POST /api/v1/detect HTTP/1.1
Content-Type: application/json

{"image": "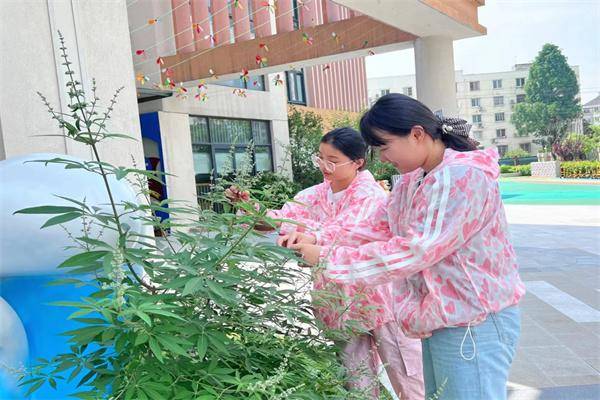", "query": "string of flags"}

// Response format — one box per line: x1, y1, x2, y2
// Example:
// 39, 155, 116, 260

132, 0, 377, 102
